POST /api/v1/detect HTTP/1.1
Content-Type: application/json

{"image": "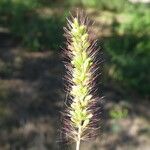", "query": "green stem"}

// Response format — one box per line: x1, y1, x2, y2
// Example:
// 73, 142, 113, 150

76, 127, 81, 150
